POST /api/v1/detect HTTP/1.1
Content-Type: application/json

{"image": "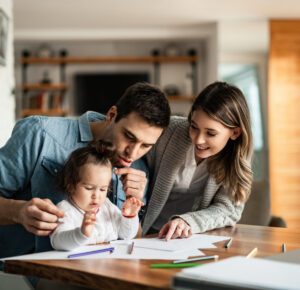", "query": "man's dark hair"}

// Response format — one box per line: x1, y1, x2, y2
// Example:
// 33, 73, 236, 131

115, 82, 170, 128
